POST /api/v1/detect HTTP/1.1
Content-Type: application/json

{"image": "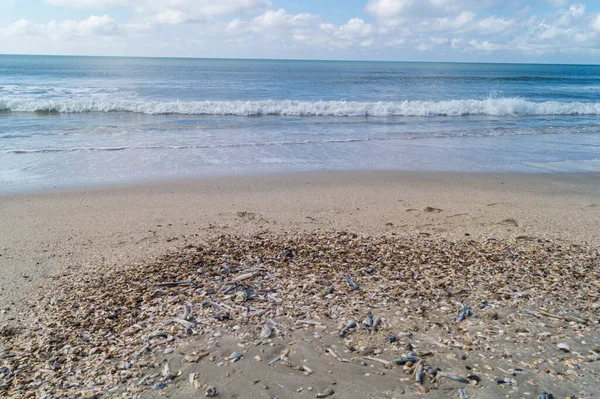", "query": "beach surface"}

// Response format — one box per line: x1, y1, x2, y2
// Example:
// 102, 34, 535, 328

1, 171, 599, 398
